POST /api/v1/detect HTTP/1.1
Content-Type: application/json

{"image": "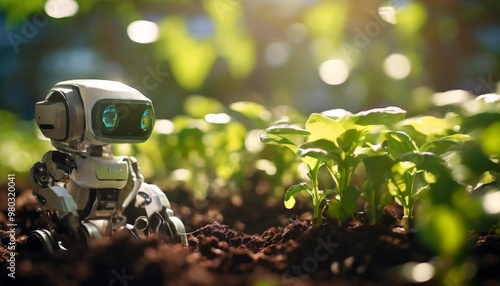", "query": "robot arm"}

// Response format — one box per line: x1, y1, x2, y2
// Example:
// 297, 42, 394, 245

122, 157, 188, 247
31, 151, 78, 216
